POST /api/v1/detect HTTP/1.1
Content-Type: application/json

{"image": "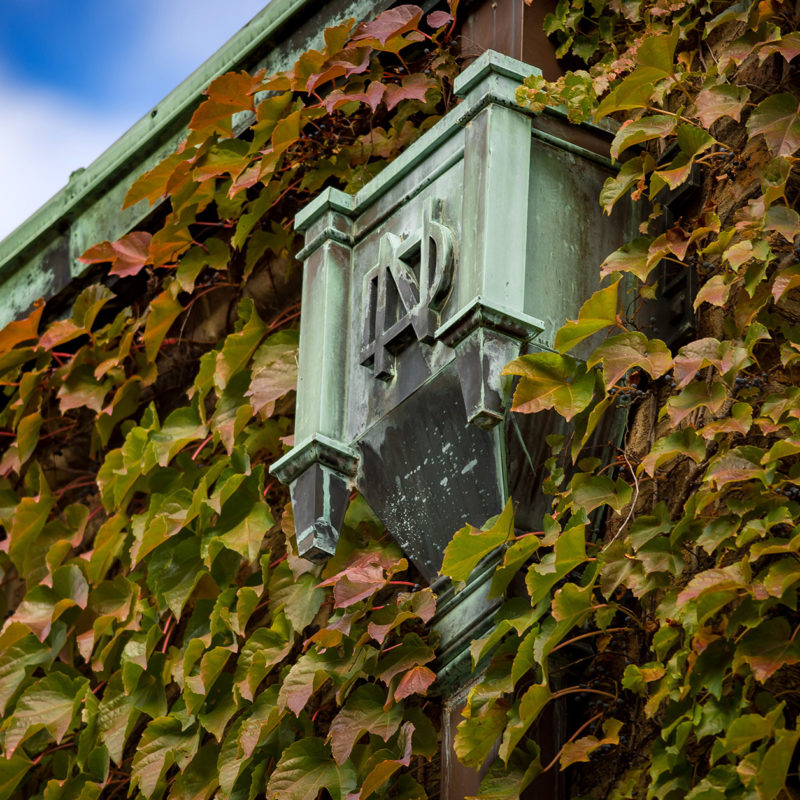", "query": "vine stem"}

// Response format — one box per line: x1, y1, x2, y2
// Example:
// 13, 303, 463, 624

191, 434, 214, 461
551, 686, 618, 702
550, 627, 630, 654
